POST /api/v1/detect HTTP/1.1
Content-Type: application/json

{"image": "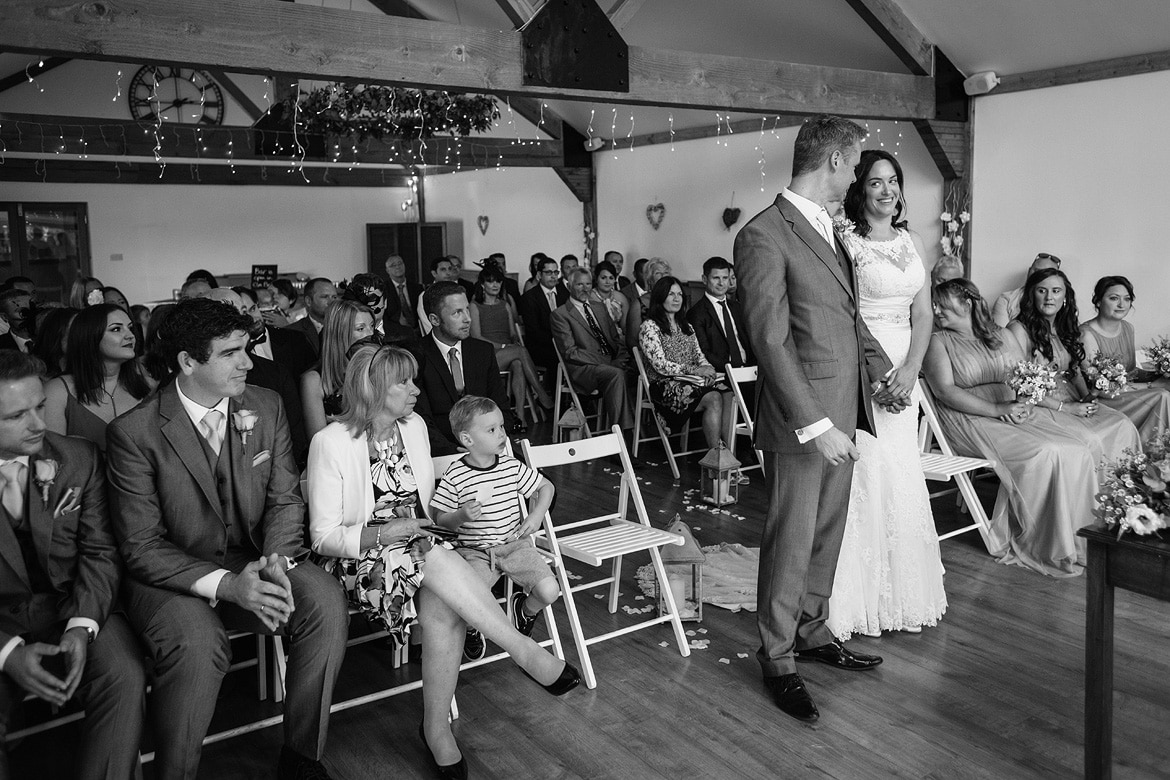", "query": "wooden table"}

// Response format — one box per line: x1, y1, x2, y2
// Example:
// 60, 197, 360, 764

1078, 524, 1170, 779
